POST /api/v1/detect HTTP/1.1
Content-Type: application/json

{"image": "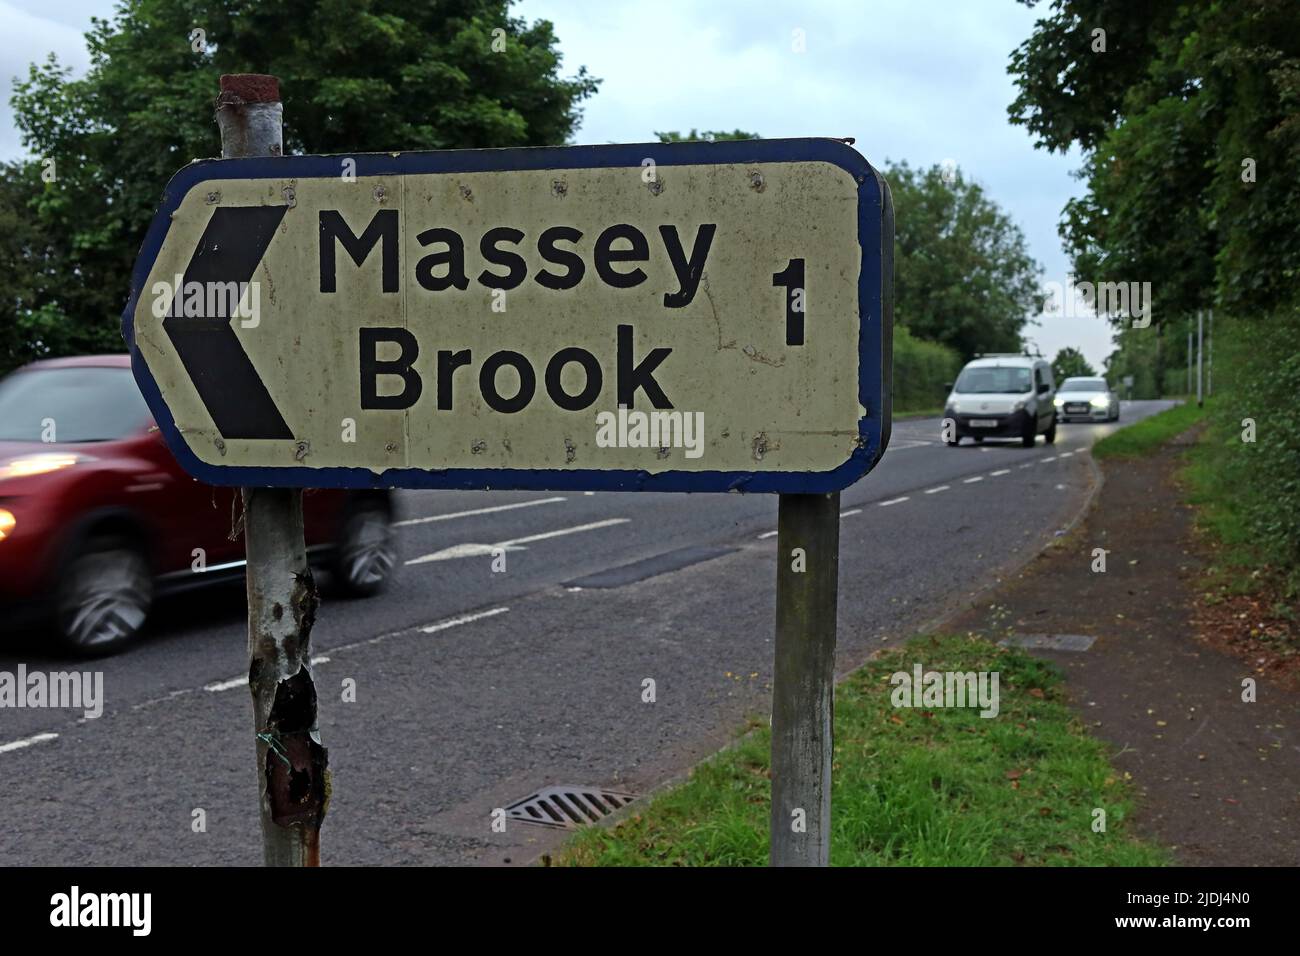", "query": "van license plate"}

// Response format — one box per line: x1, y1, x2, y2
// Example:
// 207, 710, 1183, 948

969, 419, 998, 428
